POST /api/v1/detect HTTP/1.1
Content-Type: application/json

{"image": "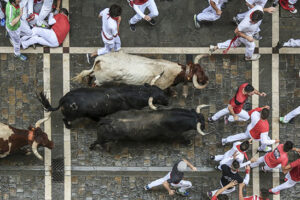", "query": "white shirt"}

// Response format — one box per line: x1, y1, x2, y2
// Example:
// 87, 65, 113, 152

238, 5, 263, 36
246, 0, 268, 8
219, 142, 250, 168
100, 8, 118, 40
